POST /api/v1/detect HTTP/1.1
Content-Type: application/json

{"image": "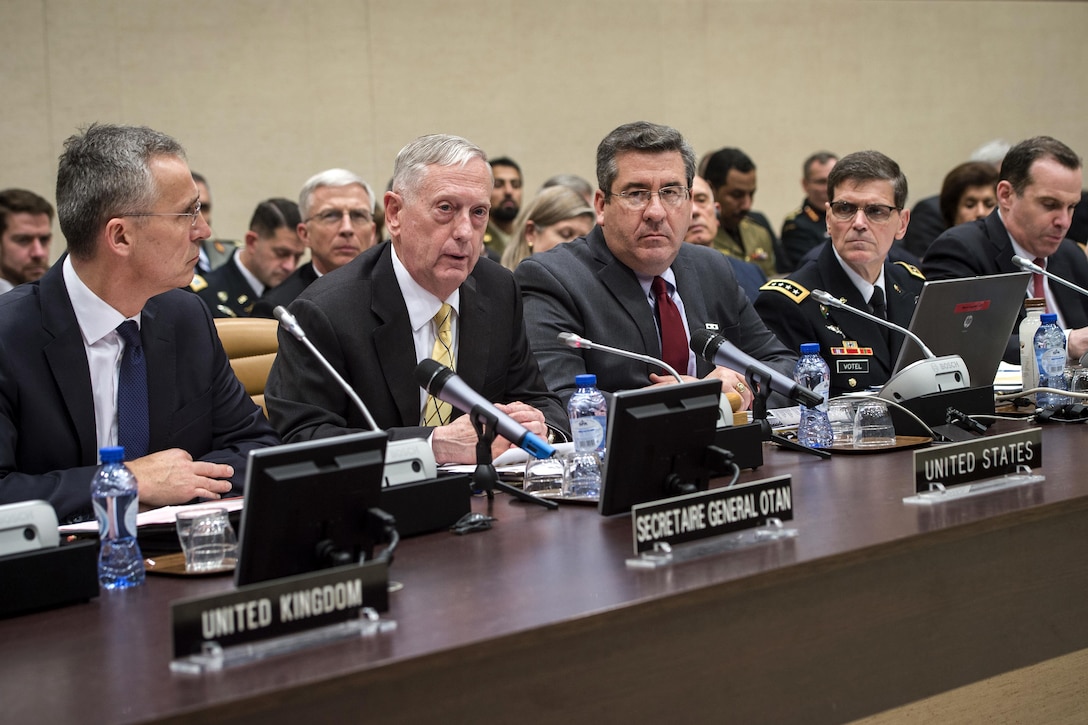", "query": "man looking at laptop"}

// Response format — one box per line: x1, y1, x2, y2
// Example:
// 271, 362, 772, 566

923, 136, 1087, 362
755, 151, 924, 396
